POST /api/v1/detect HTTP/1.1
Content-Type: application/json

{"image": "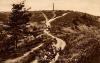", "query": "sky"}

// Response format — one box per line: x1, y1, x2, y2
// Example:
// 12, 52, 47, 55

0, 0, 100, 16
